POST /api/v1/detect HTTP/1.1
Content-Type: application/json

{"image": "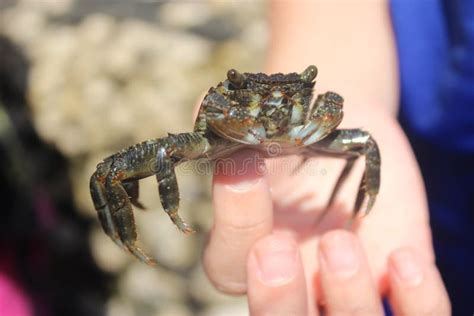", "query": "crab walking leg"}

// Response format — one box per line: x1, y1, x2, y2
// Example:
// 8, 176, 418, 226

122, 180, 145, 209
104, 172, 156, 265
308, 129, 381, 216
312, 155, 358, 224
155, 147, 193, 234
90, 133, 210, 265
90, 161, 124, 248
325, 156, 357, 209
154, 132, 211, 234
